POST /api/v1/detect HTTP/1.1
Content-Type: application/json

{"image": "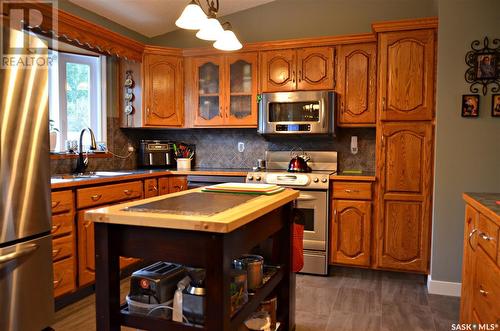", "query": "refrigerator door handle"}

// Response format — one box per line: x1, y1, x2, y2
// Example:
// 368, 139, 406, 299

0, 244, 39, 266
